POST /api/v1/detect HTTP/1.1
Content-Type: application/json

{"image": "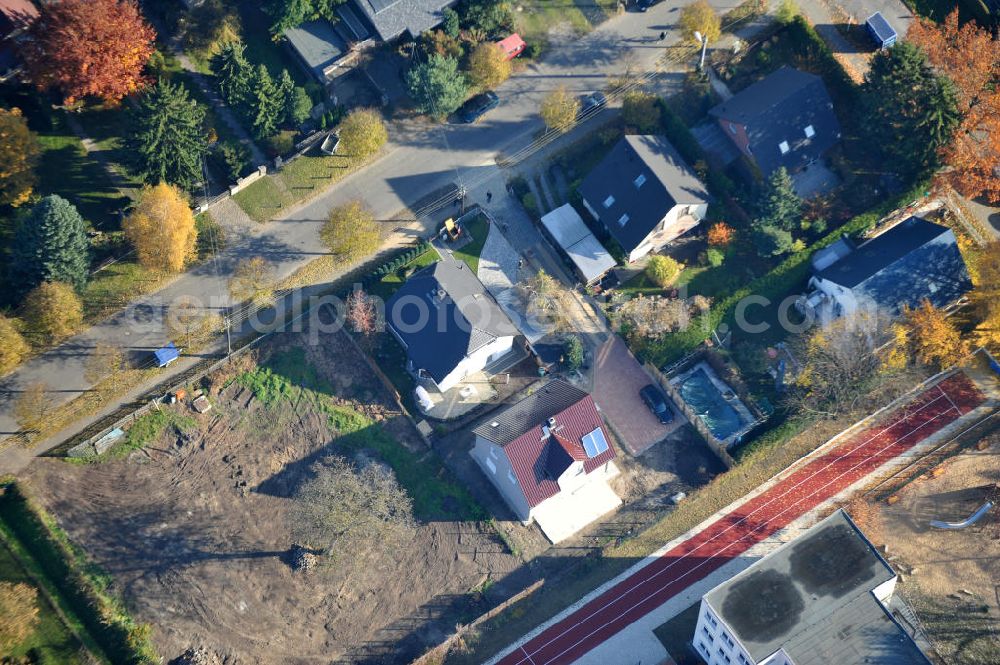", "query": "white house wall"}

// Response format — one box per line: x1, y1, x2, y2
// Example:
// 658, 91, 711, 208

469, 436, 533, 522
437, 335, 514, 392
